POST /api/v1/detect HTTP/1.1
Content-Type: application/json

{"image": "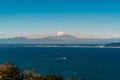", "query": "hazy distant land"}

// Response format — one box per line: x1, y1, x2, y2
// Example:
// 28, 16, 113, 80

0, 32, 120, 45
